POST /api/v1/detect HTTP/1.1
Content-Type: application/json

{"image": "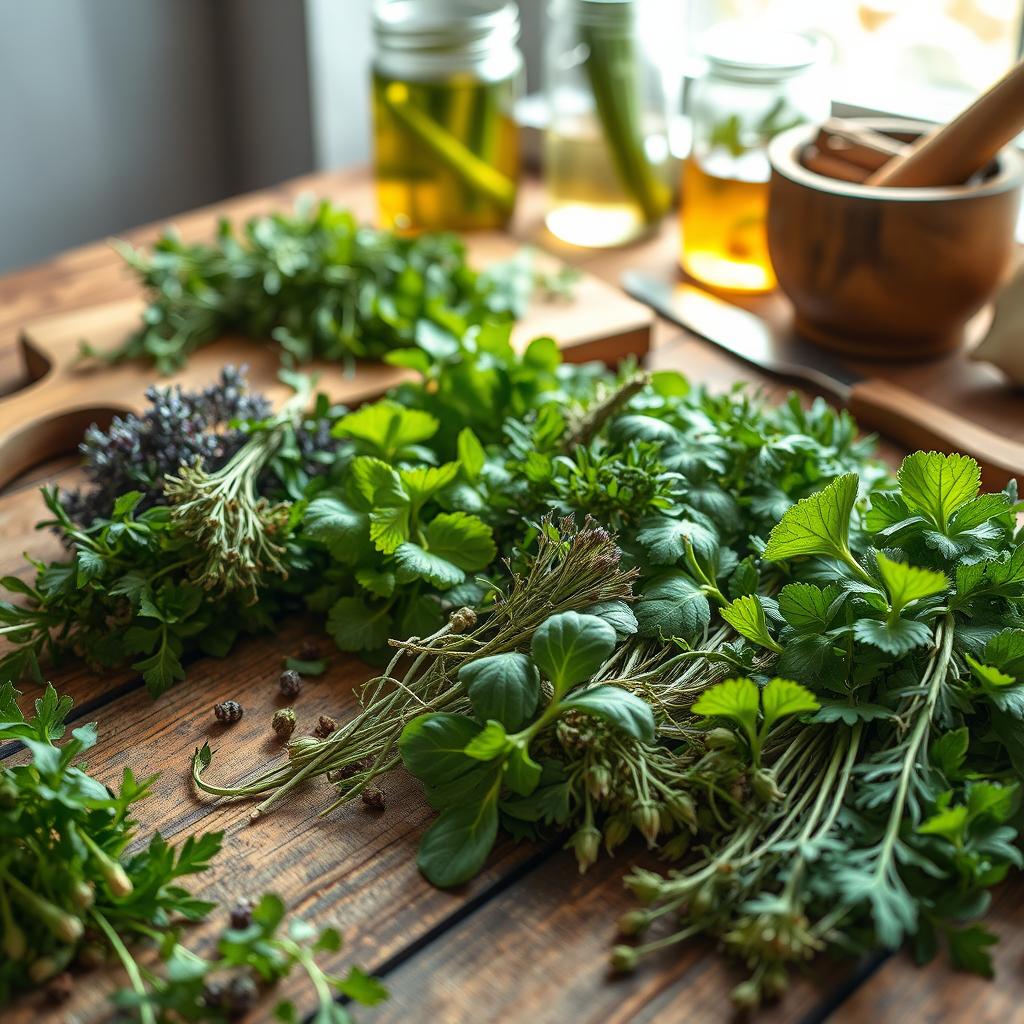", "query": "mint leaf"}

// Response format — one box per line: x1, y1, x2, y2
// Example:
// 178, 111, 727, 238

778, 582, 840, 631
399, 463, 460, 506
636, 514, 718, 565
583, 600, 638, 640
333, 400, 438, 459
692, 677, 759, 737
531, 612, 617, 696
634, 572, 711, 641
761, 677, 819, 730
327, 595, 392, 651
721, 595, 782, 653
560, 686, 656, 743
303, 496, 369, 563
457, 427, 485, 482
400, 713, 482, 786
898, 451, 980, 532
763, 473, 861, 570
423, 512, 496, 572
875, 552, 947, 616
416, 798, 499, 888
853, 617, 933, 656
394, 543, 464, 589
459, 652, 540, 731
